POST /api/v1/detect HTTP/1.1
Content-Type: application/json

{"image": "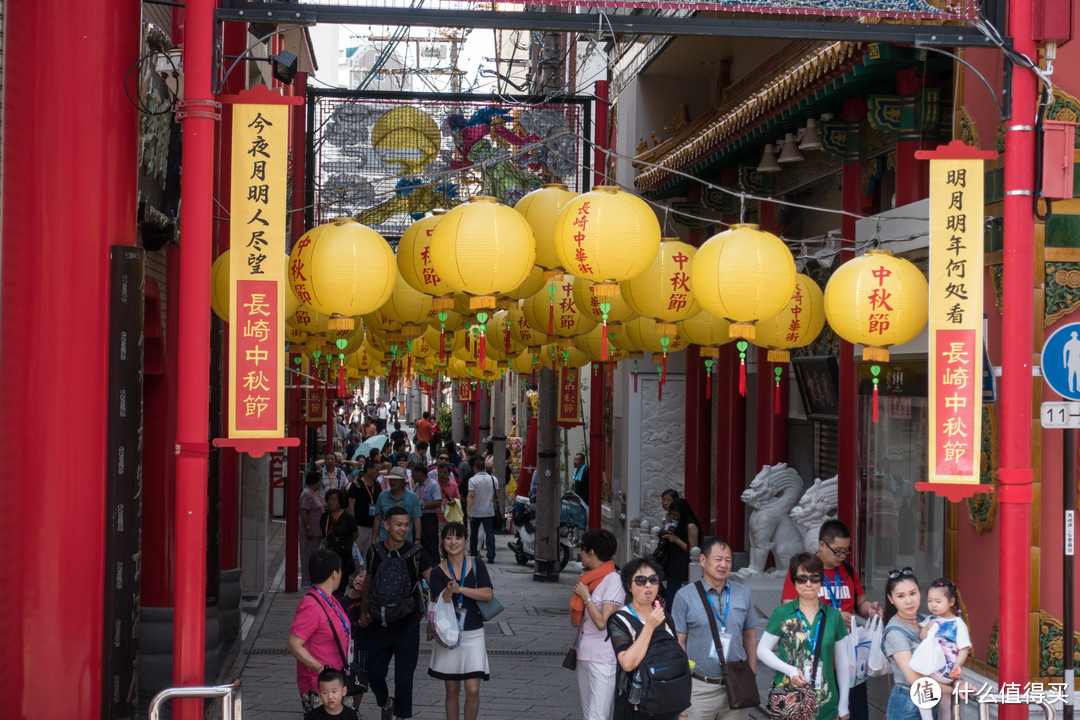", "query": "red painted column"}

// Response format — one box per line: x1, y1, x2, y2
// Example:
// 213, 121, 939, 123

588, 362, 605, 529
216, 18, 248, 573
714, 343, 746, 549
684, 345, 712, 533
173, 0, 217, 714
999, 0, 1037, 709
894, 69, 933, 206
0, 0, 139, 714
838, 98, 864, 534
